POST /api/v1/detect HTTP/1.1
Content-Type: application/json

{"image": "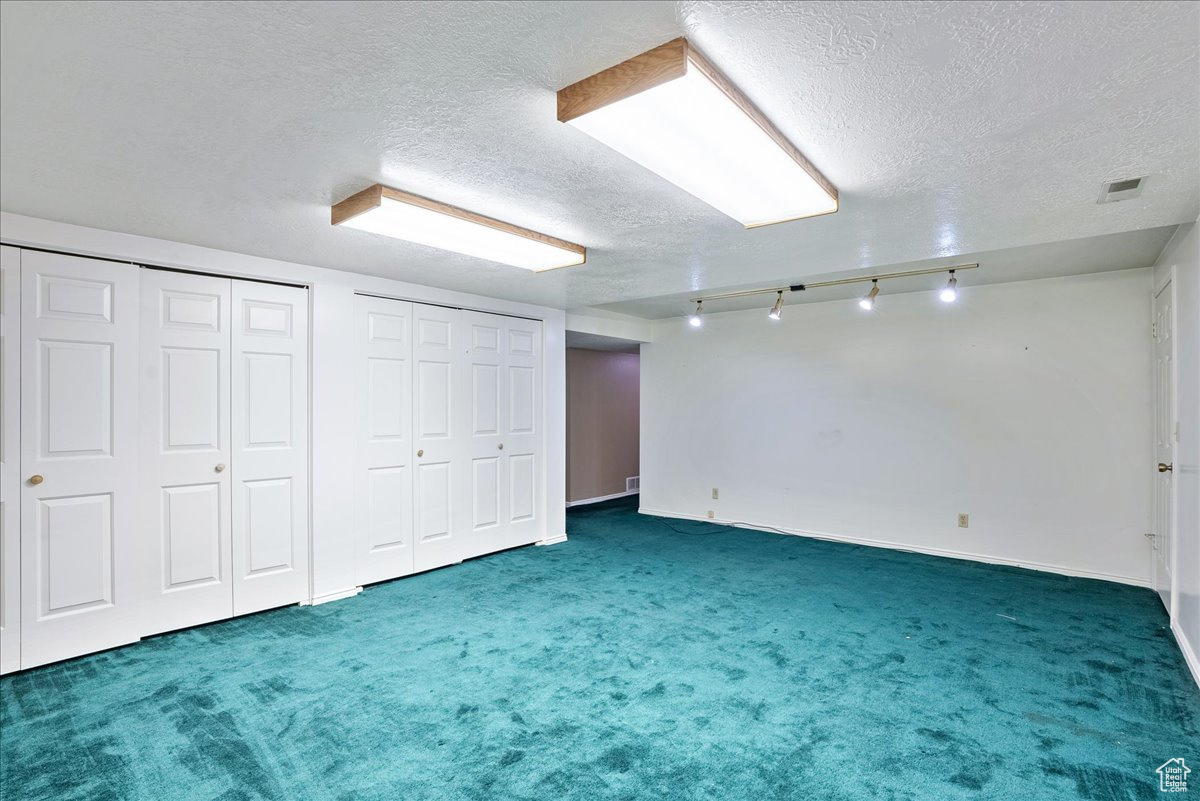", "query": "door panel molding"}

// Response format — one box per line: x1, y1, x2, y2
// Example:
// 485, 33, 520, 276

20, 250, 140, 668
